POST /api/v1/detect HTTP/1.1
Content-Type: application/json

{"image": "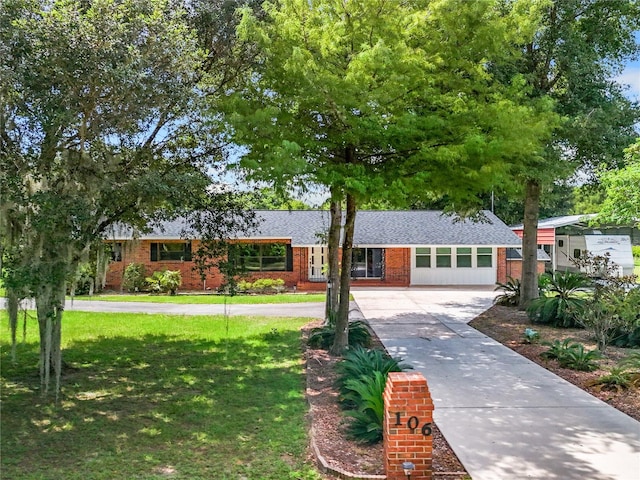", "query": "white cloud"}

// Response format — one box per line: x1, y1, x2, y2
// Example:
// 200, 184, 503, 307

616, 64, 640, 101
